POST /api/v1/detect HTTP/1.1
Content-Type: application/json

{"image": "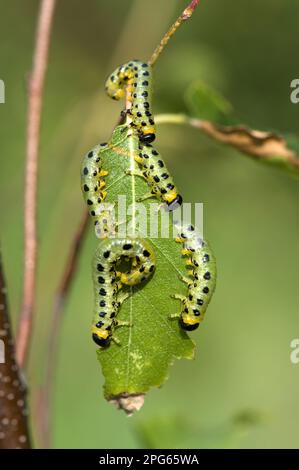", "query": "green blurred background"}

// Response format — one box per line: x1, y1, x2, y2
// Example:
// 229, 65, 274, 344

1, 0, 299, 449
